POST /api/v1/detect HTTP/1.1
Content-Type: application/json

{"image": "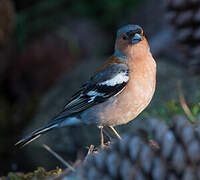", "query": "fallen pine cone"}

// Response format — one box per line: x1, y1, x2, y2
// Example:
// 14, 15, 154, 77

164, 0, 200, 73
78, 115, 200, 180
